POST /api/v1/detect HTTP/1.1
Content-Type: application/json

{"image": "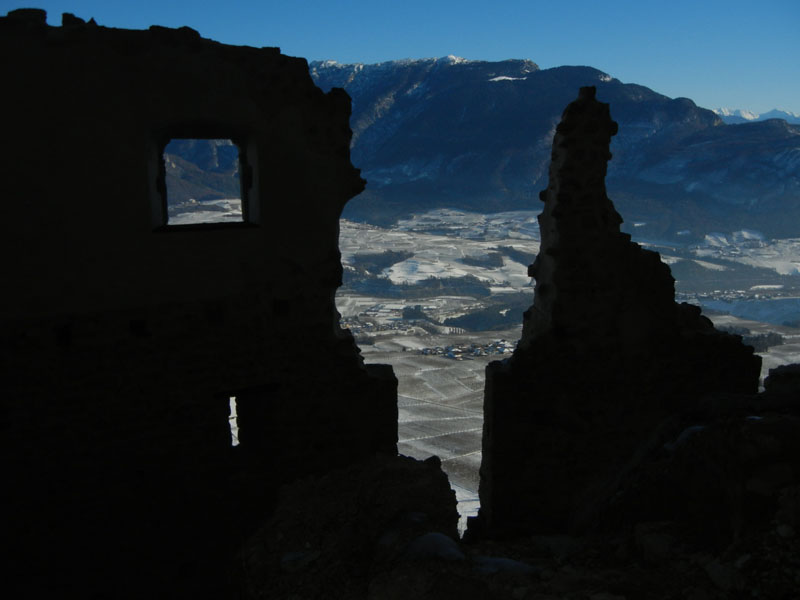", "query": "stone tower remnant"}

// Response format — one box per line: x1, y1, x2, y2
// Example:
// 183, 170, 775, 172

473, 86, 762, 538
